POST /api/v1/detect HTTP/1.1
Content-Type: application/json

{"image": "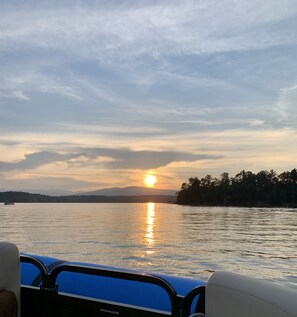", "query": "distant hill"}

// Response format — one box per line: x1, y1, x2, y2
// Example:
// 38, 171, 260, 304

19, 189, 74, 196
0, 191, 175, 203
80, 186, 176, 196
